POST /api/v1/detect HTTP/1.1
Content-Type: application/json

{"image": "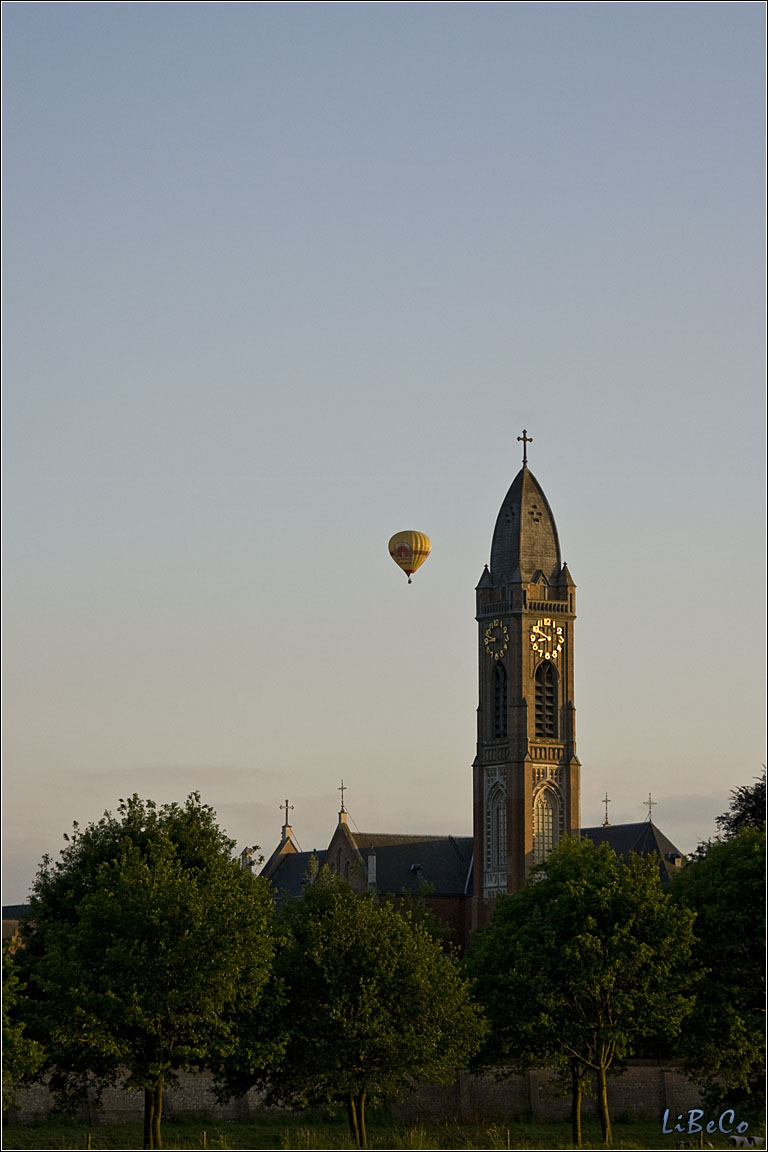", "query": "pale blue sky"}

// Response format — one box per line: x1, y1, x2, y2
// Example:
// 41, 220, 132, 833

3, 2, 765, 902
